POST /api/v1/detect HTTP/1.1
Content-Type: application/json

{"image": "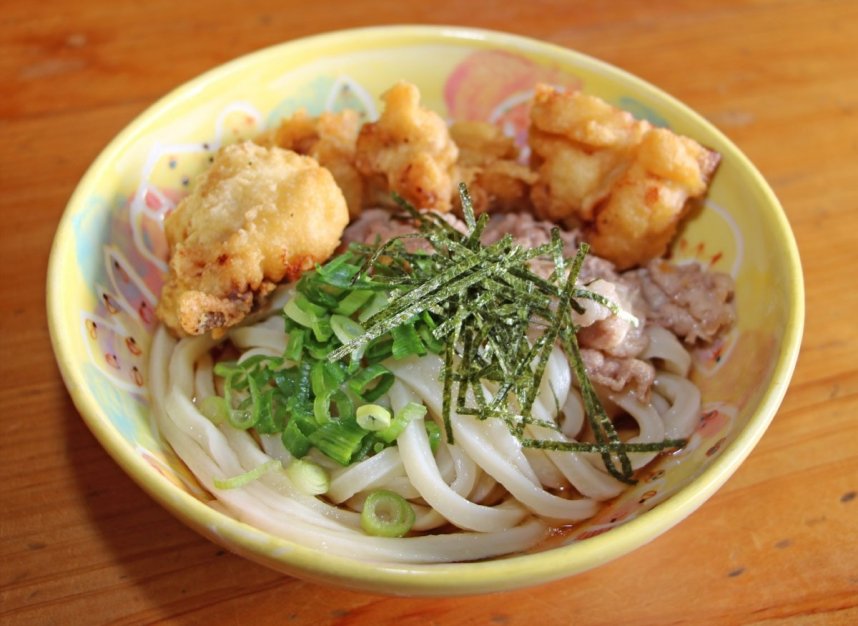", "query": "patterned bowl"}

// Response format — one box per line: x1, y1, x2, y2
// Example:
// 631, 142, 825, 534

47, 25, 804, 595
